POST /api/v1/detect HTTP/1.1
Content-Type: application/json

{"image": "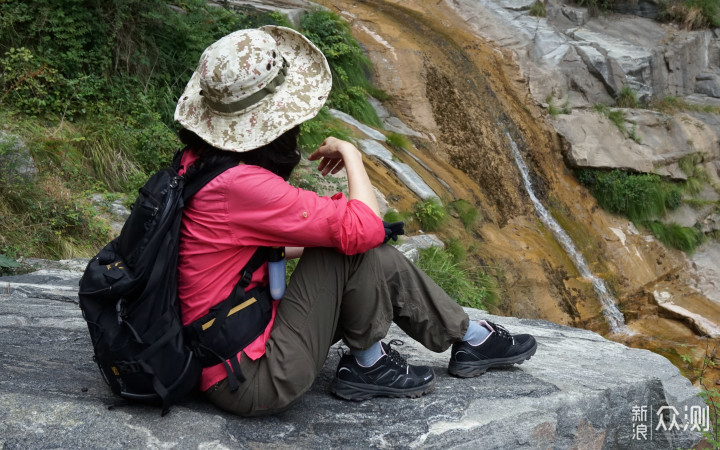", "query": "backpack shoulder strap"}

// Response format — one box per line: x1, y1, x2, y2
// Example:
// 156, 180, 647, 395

179, 148, 243, 201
